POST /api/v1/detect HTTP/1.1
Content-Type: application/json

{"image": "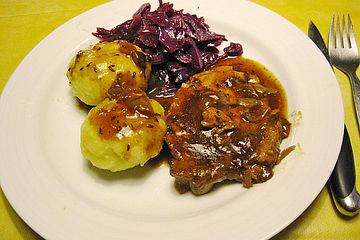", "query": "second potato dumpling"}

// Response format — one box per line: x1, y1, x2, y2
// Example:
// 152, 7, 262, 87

80, 88, 166, 171
67, 40, 151, 106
